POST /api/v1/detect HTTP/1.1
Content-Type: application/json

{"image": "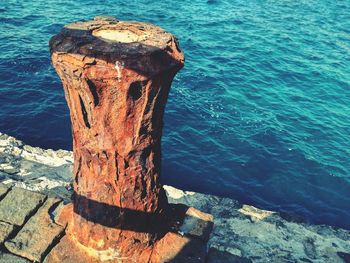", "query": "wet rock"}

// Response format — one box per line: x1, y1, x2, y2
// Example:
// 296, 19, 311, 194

0, 187, 46, 226
5, 197, 65, 262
